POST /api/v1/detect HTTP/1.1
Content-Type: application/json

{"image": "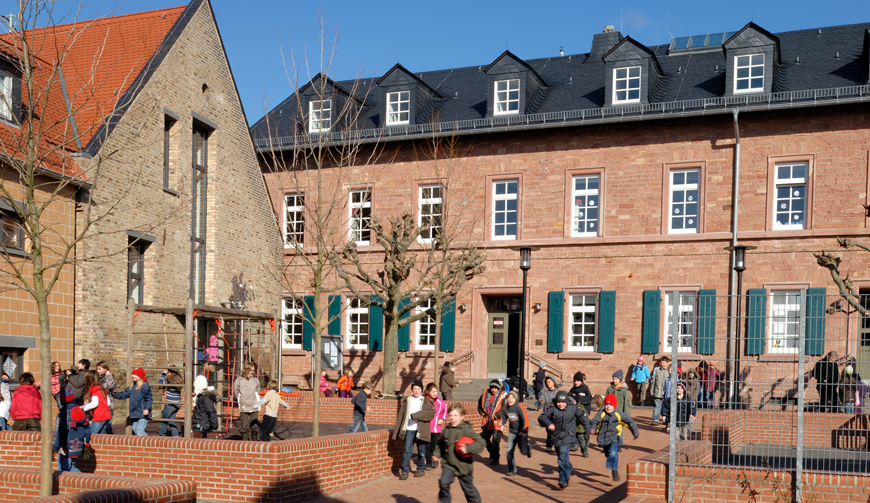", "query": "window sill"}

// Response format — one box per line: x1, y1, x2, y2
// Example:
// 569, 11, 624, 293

163, 187, 179, 196
346, 348, 373, 356
405, 350, 447, 358
558, 352, 603, 360
281, 349, 308, 356
756, 353, 800, 363
652, 352, 709, 362
1, 247, 29, 259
